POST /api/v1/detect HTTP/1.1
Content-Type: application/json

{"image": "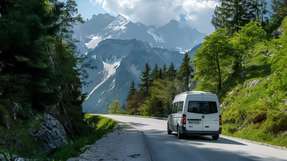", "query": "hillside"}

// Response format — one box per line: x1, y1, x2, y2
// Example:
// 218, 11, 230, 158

221, 20, 287, 146
194, 19, 287, 146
